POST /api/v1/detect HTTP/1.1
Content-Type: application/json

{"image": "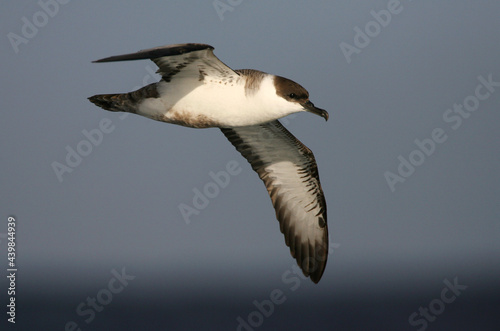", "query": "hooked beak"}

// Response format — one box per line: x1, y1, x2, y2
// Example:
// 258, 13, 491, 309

302, 100, 329, 121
